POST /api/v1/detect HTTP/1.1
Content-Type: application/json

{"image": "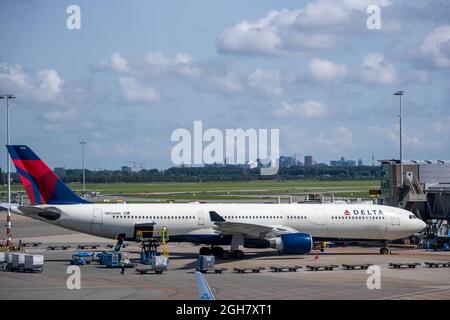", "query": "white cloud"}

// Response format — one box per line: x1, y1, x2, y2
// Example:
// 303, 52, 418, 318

97, 52, 129, 73
313, 126, 355, 152
42, 108, 79, 131
98, 51, 201, 78
298, 1, 349, 27
206, 73, 243, 94
248, 68, 283, 96
334, 126, 354, 148
0, 63, 64, 103
420, 25, 450, 68
216, 10, 283, 55
431, 116, 450, 134
356, 52, 397, 85
216, 1, 392, 55
143, 52, 201, 77
43, 108, 78, 123
114, 144, 135, 156
308, 58, 347, 81
118, 76, 161, 103
216, 9, 329, 55
88, 142, 106, 157
368, 124, 435, 150
275, 100, 328, 119
403, 69, 429, 84
368, 125, 398, 145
